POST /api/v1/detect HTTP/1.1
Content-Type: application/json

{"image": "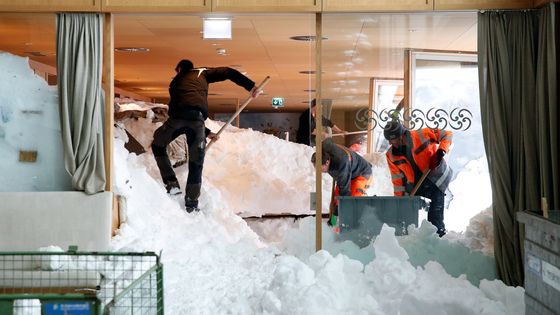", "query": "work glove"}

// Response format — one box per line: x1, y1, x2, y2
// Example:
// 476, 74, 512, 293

327, 215, 337, 227
430, 149, 446, 170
